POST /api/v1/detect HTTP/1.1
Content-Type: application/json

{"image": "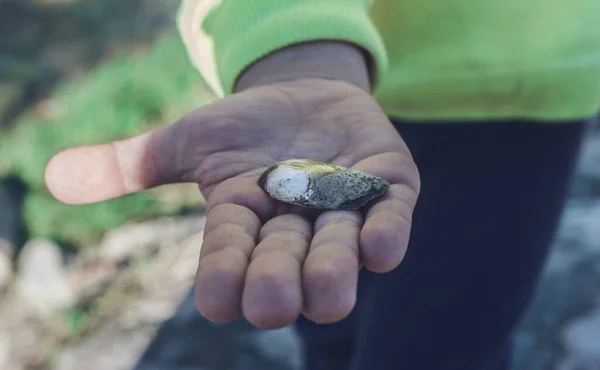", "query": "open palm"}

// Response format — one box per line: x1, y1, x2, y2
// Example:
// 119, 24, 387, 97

45, 79, 420, 329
